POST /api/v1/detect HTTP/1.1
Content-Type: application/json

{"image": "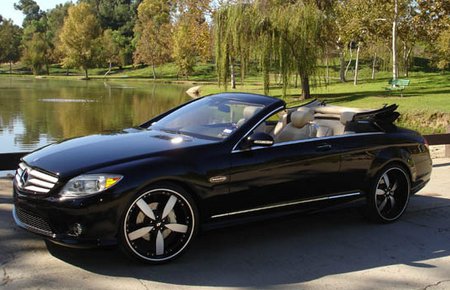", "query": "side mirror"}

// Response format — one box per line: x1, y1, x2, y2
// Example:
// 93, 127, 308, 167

242, 132, 274, 149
